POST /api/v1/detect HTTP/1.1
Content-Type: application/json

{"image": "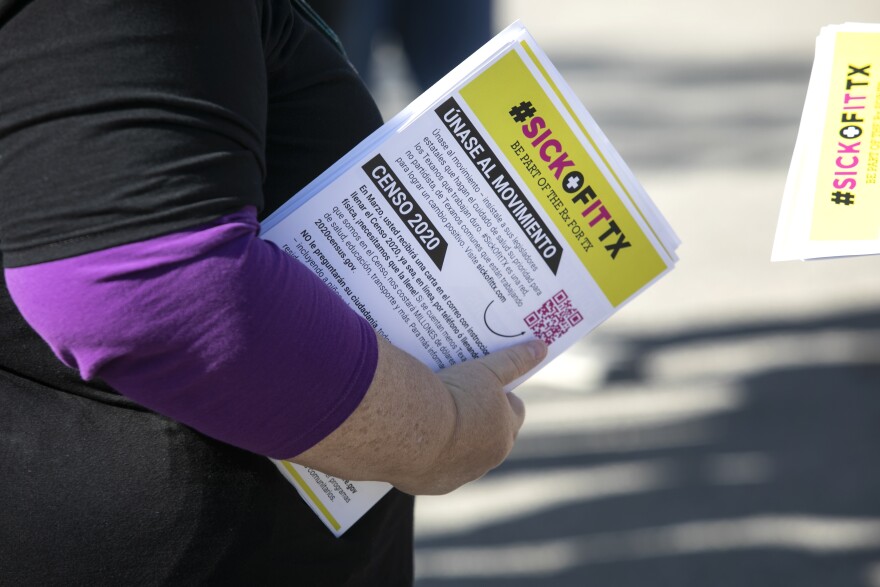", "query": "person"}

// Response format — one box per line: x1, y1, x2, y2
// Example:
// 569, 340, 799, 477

0, 0, 546, 584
